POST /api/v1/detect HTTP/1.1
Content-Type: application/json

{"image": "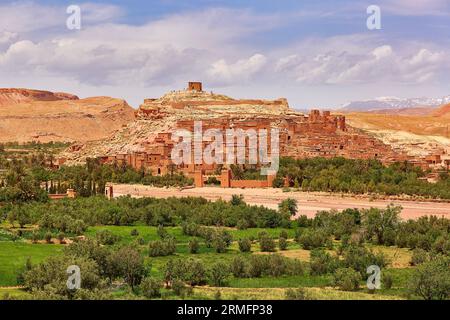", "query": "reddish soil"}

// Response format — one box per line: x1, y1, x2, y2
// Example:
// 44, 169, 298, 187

112, 185, 450, 220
